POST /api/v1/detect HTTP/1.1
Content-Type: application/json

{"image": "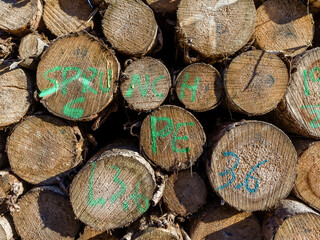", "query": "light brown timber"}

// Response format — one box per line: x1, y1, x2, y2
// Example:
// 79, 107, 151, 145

140, 105, 206, 171
273, 47, 320, 138
102, 0, 159, 56
36, 32, 120, 121
11, 186, 81, 240
175, 63, 223, 112
224, 50, 288, 116
0, 63, 32, 129
190, 202, 262, 240
43, 0, 94, 37
263, 199, 320, 240
207, 120, 297, 211
19, 32, 49, 70
120, 57, 171, 112
70, 147, 156, 231
0, 0, 43, 36
0, 214, 16, 240
254, 0, 314, 56
162, 170, 207, 216
6, 115, 84, 185
292, 138, 320, 211
78, 226, 119, 240
177, 0, 256, 60
132, 226, 183, 240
